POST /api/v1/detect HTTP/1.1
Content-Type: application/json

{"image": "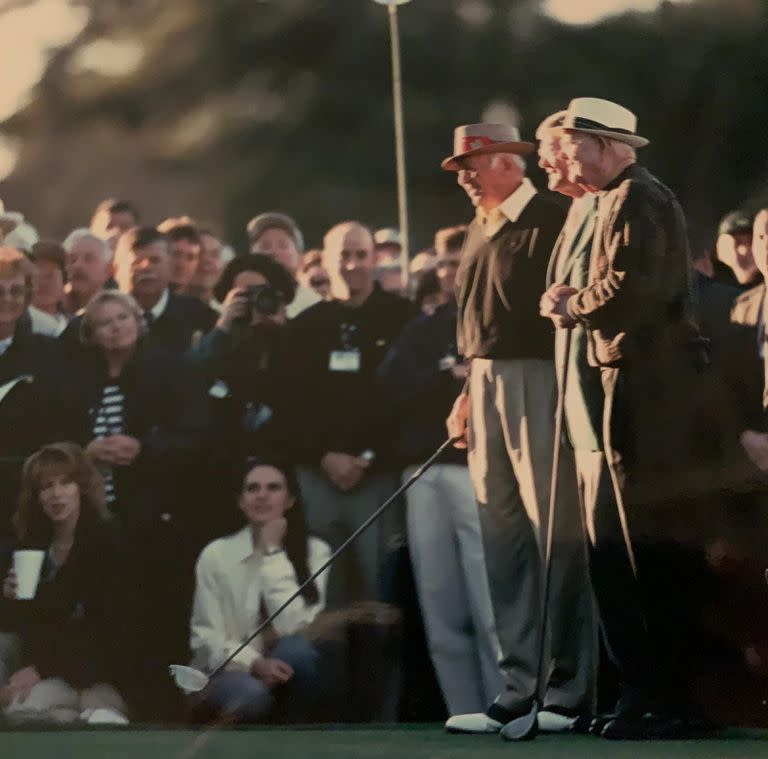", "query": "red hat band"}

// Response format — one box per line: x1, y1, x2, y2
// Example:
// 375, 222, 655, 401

459, 135, 496, 153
